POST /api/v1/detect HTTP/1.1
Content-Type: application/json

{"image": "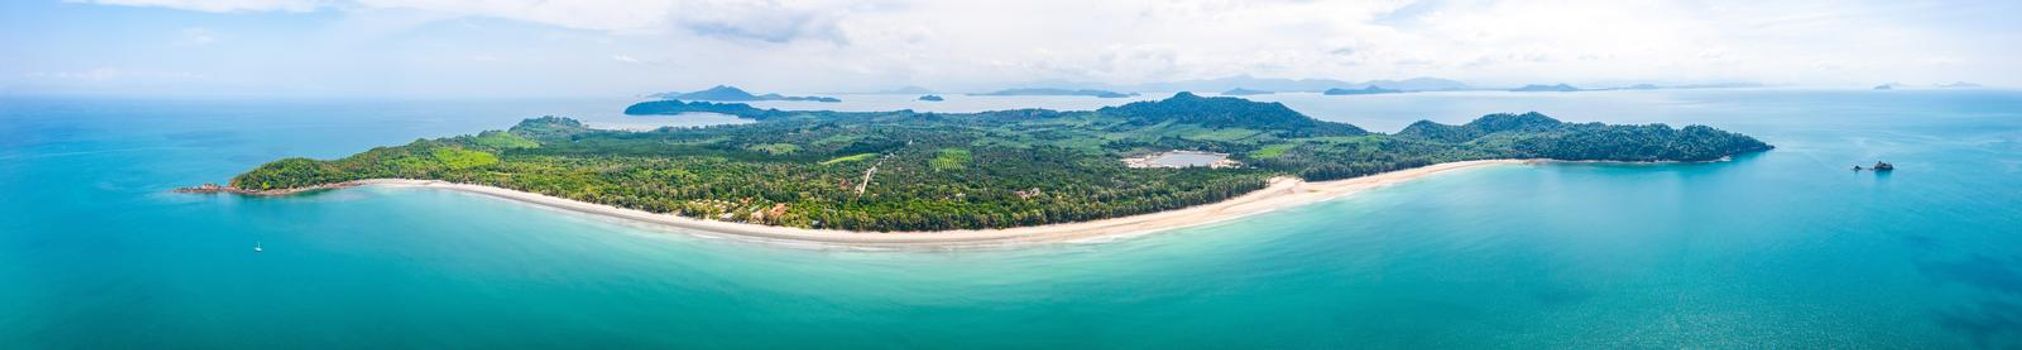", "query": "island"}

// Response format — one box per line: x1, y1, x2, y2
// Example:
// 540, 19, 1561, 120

970, 88, 1137, 98
650, 85, 841, 103
1323, 86, 1403, 95
216, 93, 1770, 245
1220, 88, 1273, 96
917, 94, 945, 102
1511, 84, 1582, 92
